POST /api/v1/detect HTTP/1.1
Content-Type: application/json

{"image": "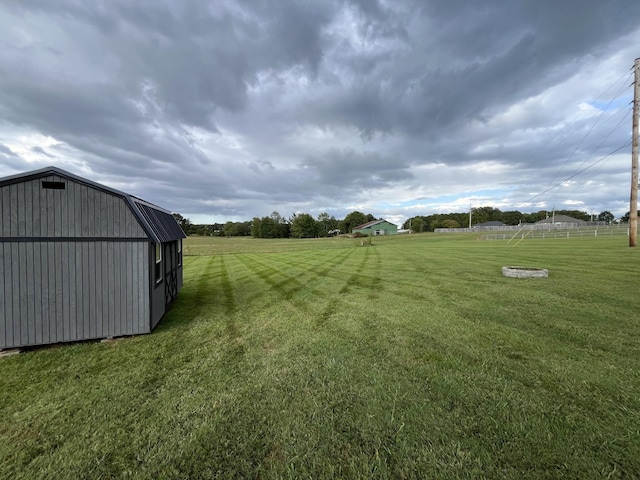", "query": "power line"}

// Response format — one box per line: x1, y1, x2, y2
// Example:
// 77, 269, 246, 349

580, 108, 632, 158
545, 70, 633, 189
524, 142, 631, 205
548, 108, 633, 204
536, 69, 632, 163
516, 68, 634, 209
